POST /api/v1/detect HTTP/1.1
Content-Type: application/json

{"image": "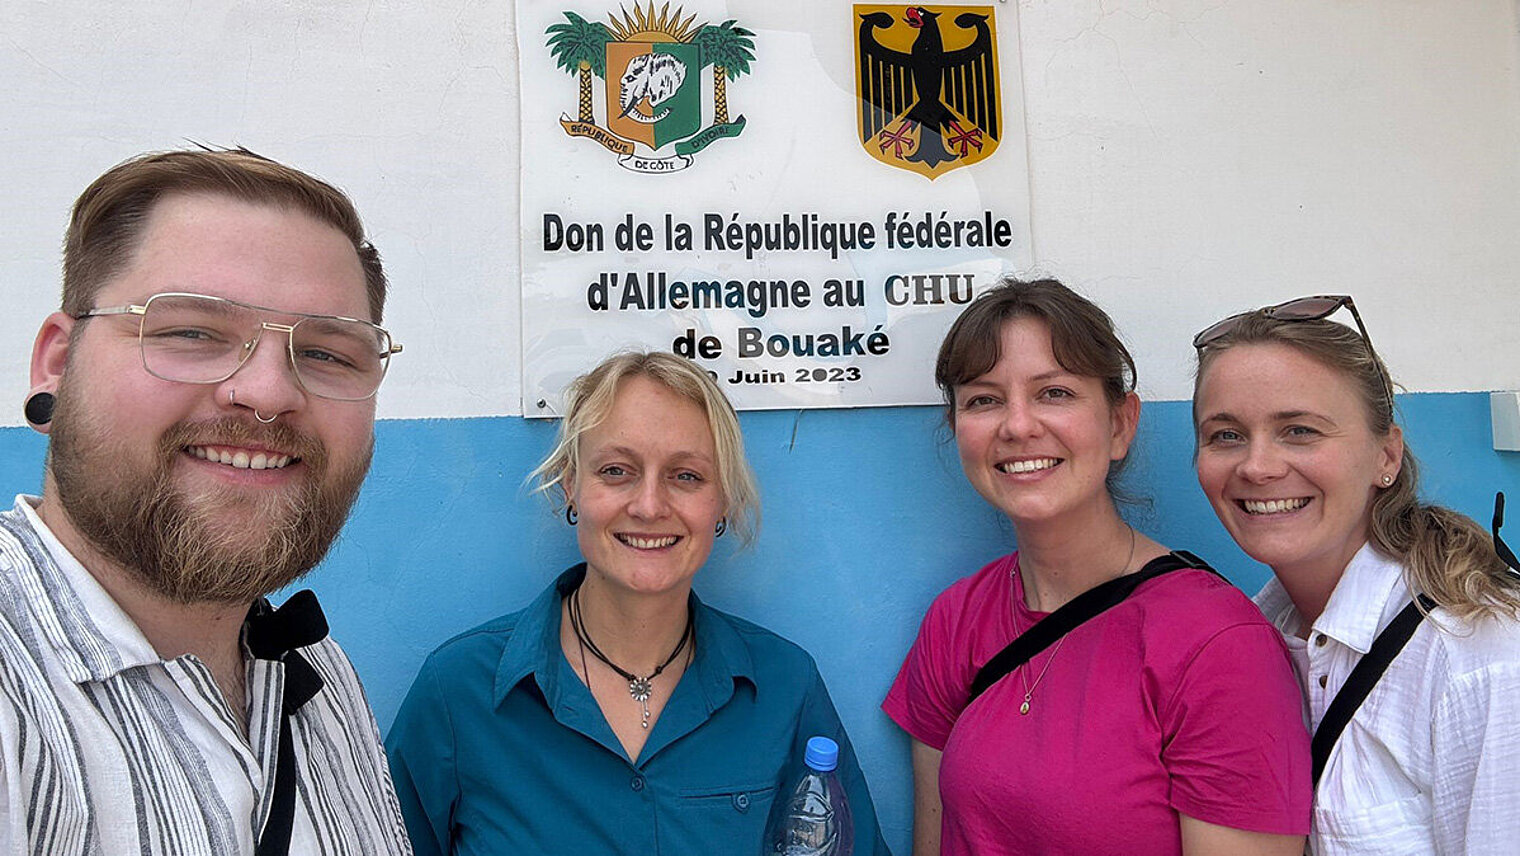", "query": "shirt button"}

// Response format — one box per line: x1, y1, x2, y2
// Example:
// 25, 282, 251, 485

733, 792, 751, 812
630, 776, 645, 792
1314, 634, 1329, 647
1318, 675, 1328, 688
